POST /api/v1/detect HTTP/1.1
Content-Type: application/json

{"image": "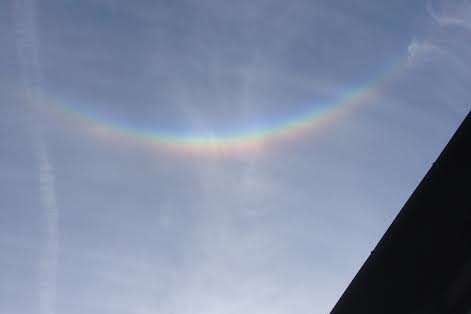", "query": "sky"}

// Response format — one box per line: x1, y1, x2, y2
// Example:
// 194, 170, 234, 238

1, 0, 470, 313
